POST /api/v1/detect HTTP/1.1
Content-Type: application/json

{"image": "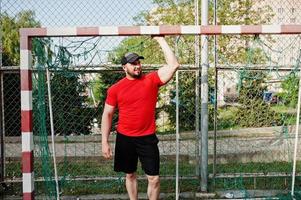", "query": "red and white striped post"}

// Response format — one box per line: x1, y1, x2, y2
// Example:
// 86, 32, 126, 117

20, 31, 34, 200
20, 25, 301, 38
19, 25, 301, 200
